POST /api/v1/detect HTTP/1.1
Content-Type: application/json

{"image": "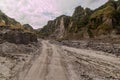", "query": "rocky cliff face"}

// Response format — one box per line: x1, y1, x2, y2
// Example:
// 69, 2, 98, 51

66, 7, 92, 39
50, 15, 70, 39
88, 0, 119, 37
0, 11, 37, 44
39, 0, 120, 40
39, 6, 92, 39
39, 15, 70, 39
23, 24, 34, 31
